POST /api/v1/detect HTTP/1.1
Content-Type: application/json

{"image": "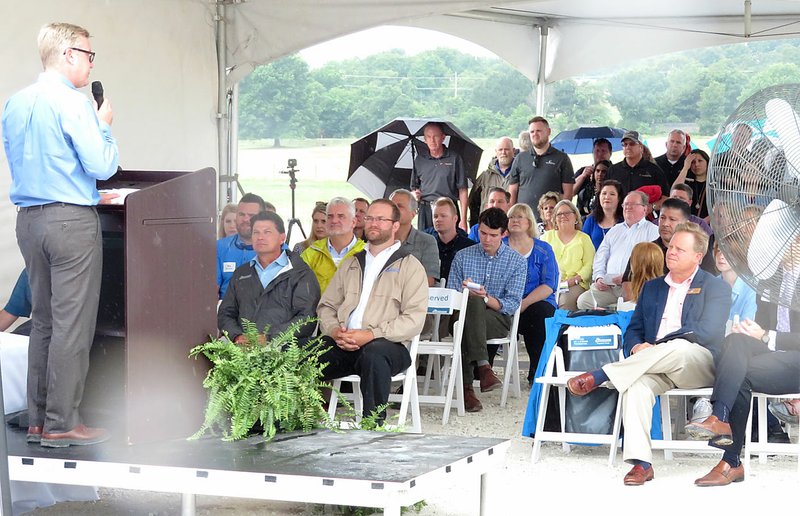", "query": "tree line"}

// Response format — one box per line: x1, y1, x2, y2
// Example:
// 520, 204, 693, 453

238, 39, 800, 144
